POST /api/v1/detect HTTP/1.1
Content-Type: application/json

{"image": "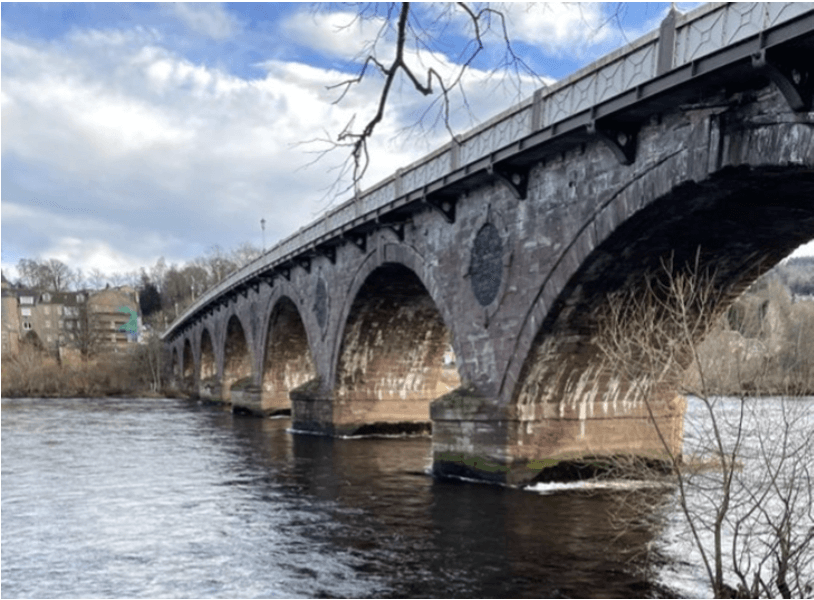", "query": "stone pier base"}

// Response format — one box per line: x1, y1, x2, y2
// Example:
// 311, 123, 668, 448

431, 387, 518, 484
198, 378, 223, 403
230, 384, 264, 415
290, 379, 334, 433
431, 386, 686, 486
